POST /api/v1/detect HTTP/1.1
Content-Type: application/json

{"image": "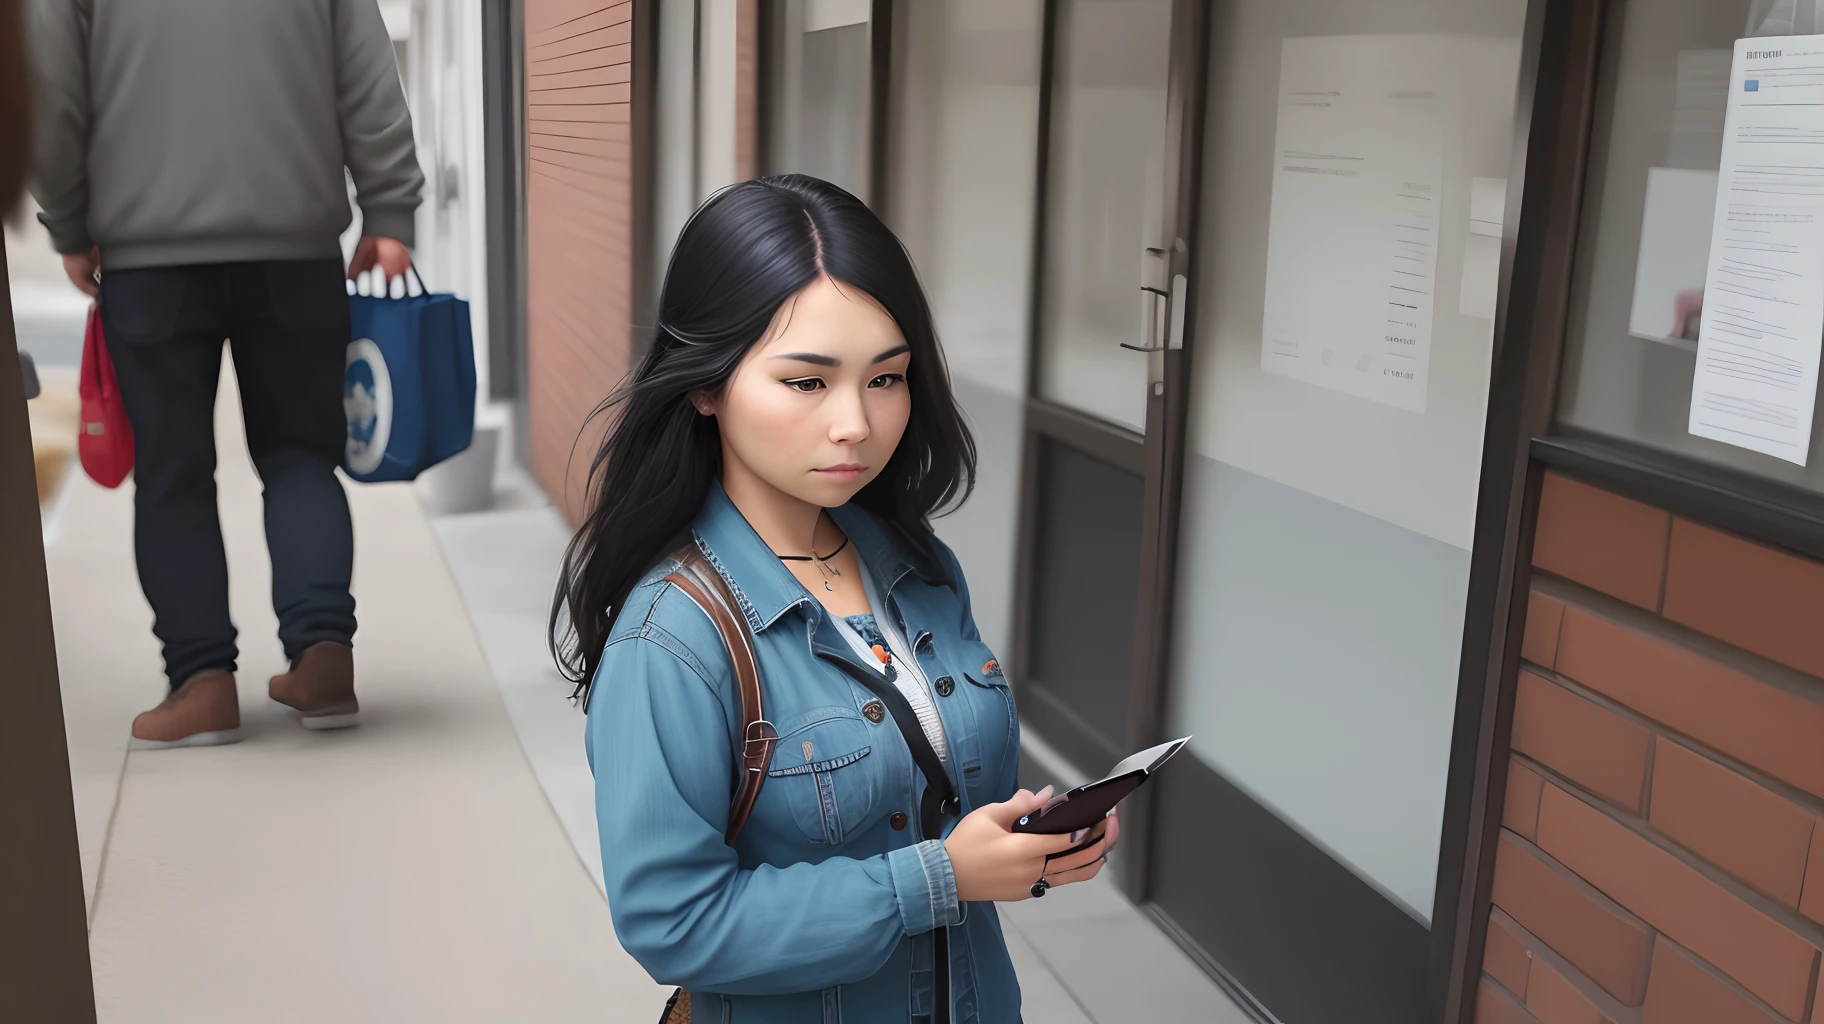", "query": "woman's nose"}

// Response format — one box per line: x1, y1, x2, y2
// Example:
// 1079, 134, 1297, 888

826, 391, 871, 446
